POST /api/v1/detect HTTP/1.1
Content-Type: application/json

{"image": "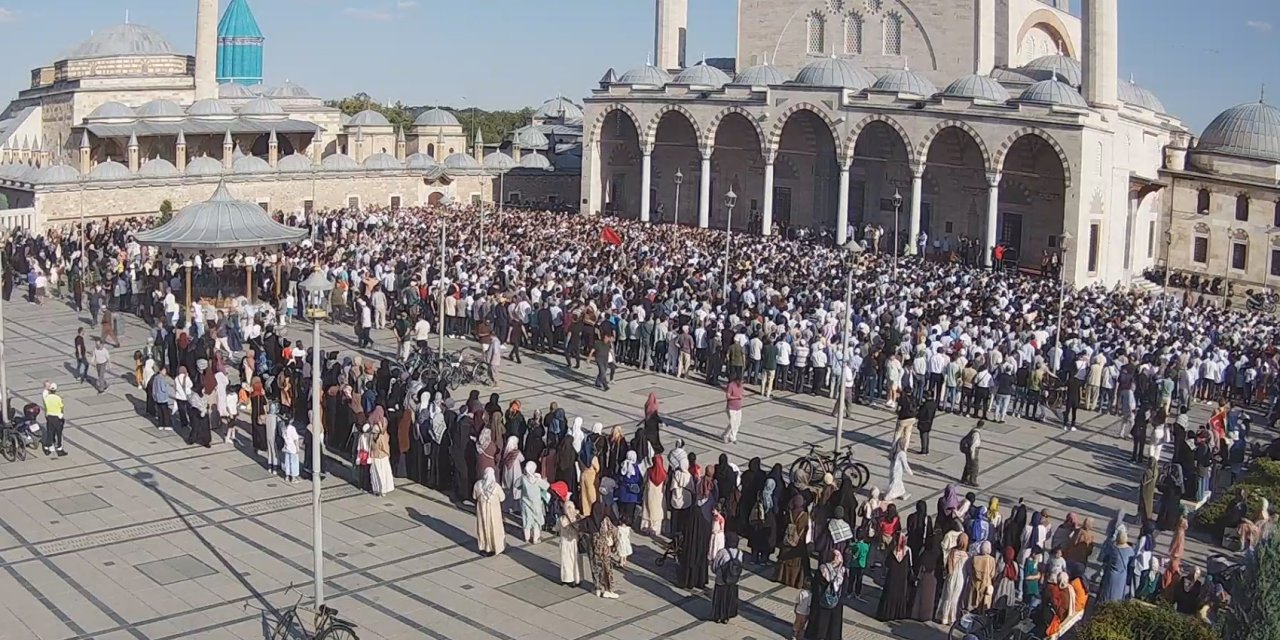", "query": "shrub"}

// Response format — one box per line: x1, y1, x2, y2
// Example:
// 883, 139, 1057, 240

1219, 533, 1280, 640
158, 199, 173, 224
1077, 600, 1217, 640
1194, 461, 1280, 530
